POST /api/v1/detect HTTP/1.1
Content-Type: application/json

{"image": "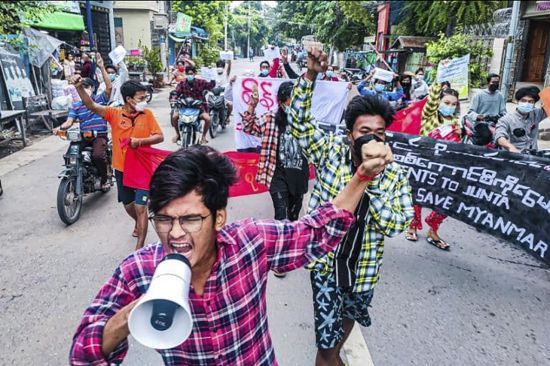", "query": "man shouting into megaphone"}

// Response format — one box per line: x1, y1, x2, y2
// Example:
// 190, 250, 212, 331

70, 144, 393, 365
